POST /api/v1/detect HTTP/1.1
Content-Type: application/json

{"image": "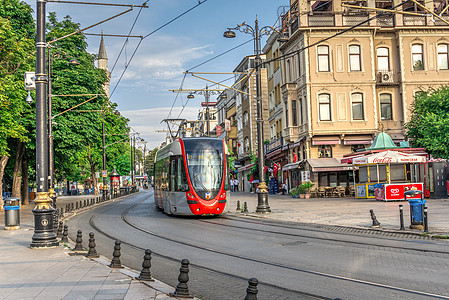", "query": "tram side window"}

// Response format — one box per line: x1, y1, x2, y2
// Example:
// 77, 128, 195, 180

170, 158, 176, 191
177, 156, 188, 191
